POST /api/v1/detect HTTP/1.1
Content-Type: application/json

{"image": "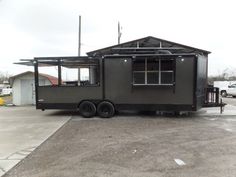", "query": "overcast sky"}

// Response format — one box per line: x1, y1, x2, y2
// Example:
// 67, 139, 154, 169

0, 0, 235, 76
